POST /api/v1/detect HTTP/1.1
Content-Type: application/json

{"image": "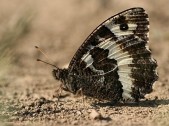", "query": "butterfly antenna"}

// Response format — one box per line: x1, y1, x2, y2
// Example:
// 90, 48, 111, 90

37, 59, 58, 68
35, 46, 55, 63
35, 46, 58, 68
